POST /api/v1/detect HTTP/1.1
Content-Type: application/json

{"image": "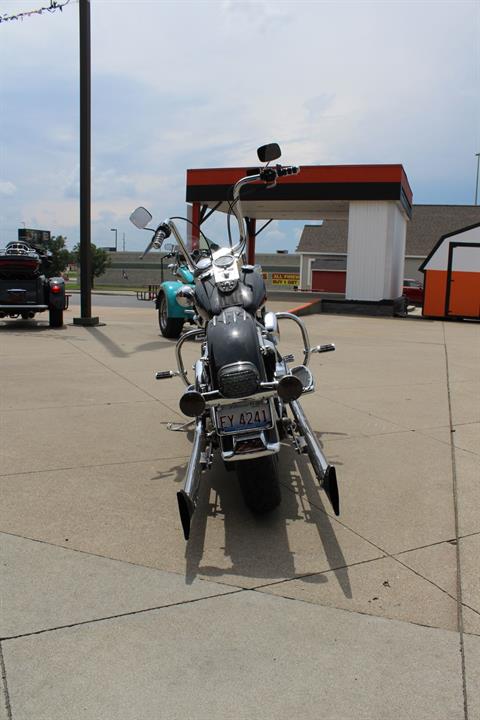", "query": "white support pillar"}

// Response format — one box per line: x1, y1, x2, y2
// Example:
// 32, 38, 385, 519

345, 201, 407, 301
299, 253, 313, 290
